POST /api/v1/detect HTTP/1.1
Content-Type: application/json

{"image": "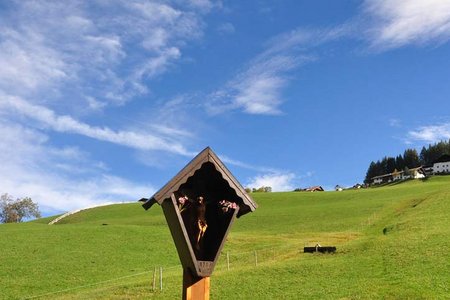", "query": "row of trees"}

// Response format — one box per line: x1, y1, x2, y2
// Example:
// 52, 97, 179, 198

364, 149, 421, 183
418, 140, 450, 166
0, 194, 41, 223
245, 186, 272, 193
364, 140, 450, 183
